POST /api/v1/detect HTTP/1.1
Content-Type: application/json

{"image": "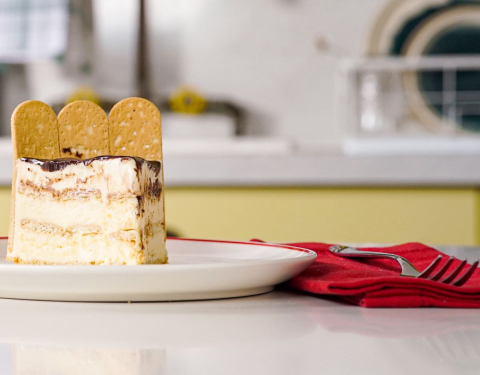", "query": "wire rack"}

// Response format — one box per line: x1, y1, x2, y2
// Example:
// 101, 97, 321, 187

339, 56, 480, 138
